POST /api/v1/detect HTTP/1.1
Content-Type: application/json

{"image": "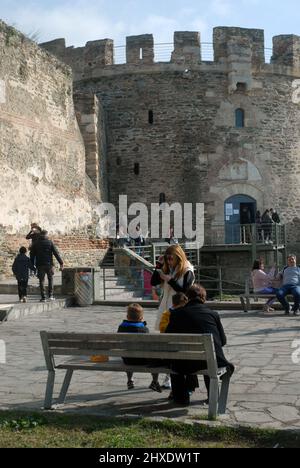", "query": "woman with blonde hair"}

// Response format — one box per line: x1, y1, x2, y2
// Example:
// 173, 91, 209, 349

151, 244, 195, 388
